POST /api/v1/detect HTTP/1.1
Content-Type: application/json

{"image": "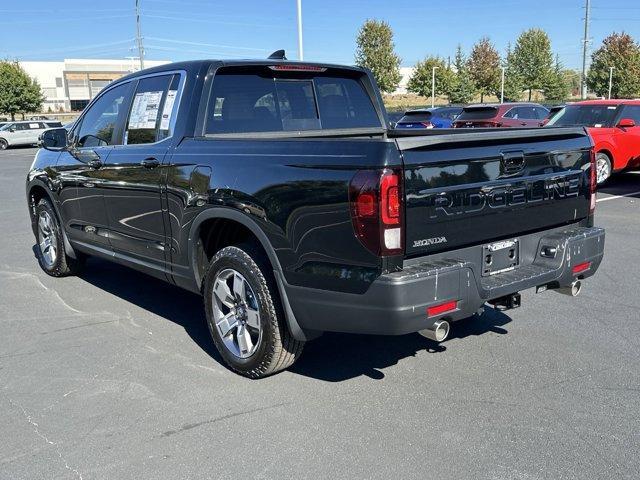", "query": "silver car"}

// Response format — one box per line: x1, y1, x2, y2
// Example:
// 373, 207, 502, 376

0, 121, 62, 150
